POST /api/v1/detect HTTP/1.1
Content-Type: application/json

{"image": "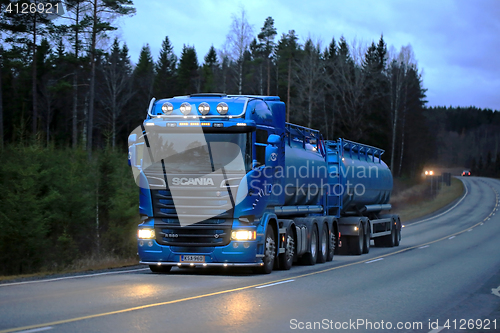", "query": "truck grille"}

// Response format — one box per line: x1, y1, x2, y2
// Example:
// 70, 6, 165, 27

155, 220, 232, 247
